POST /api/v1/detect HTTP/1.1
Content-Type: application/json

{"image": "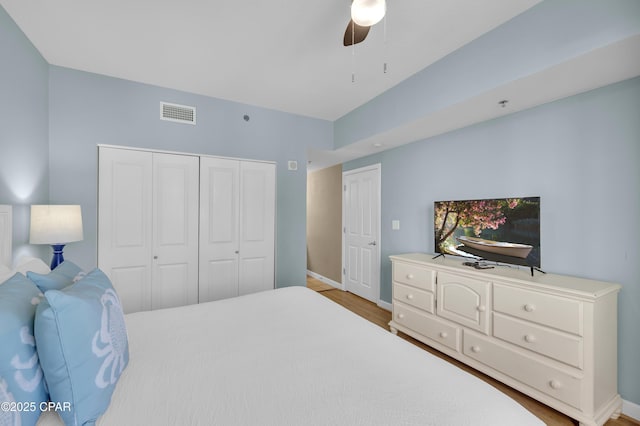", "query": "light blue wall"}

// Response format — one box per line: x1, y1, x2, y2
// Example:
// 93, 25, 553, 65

0, 6, 49, 261
335, 0, 640, 148
48, 66, 333, 287
345, 76, 640, 405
